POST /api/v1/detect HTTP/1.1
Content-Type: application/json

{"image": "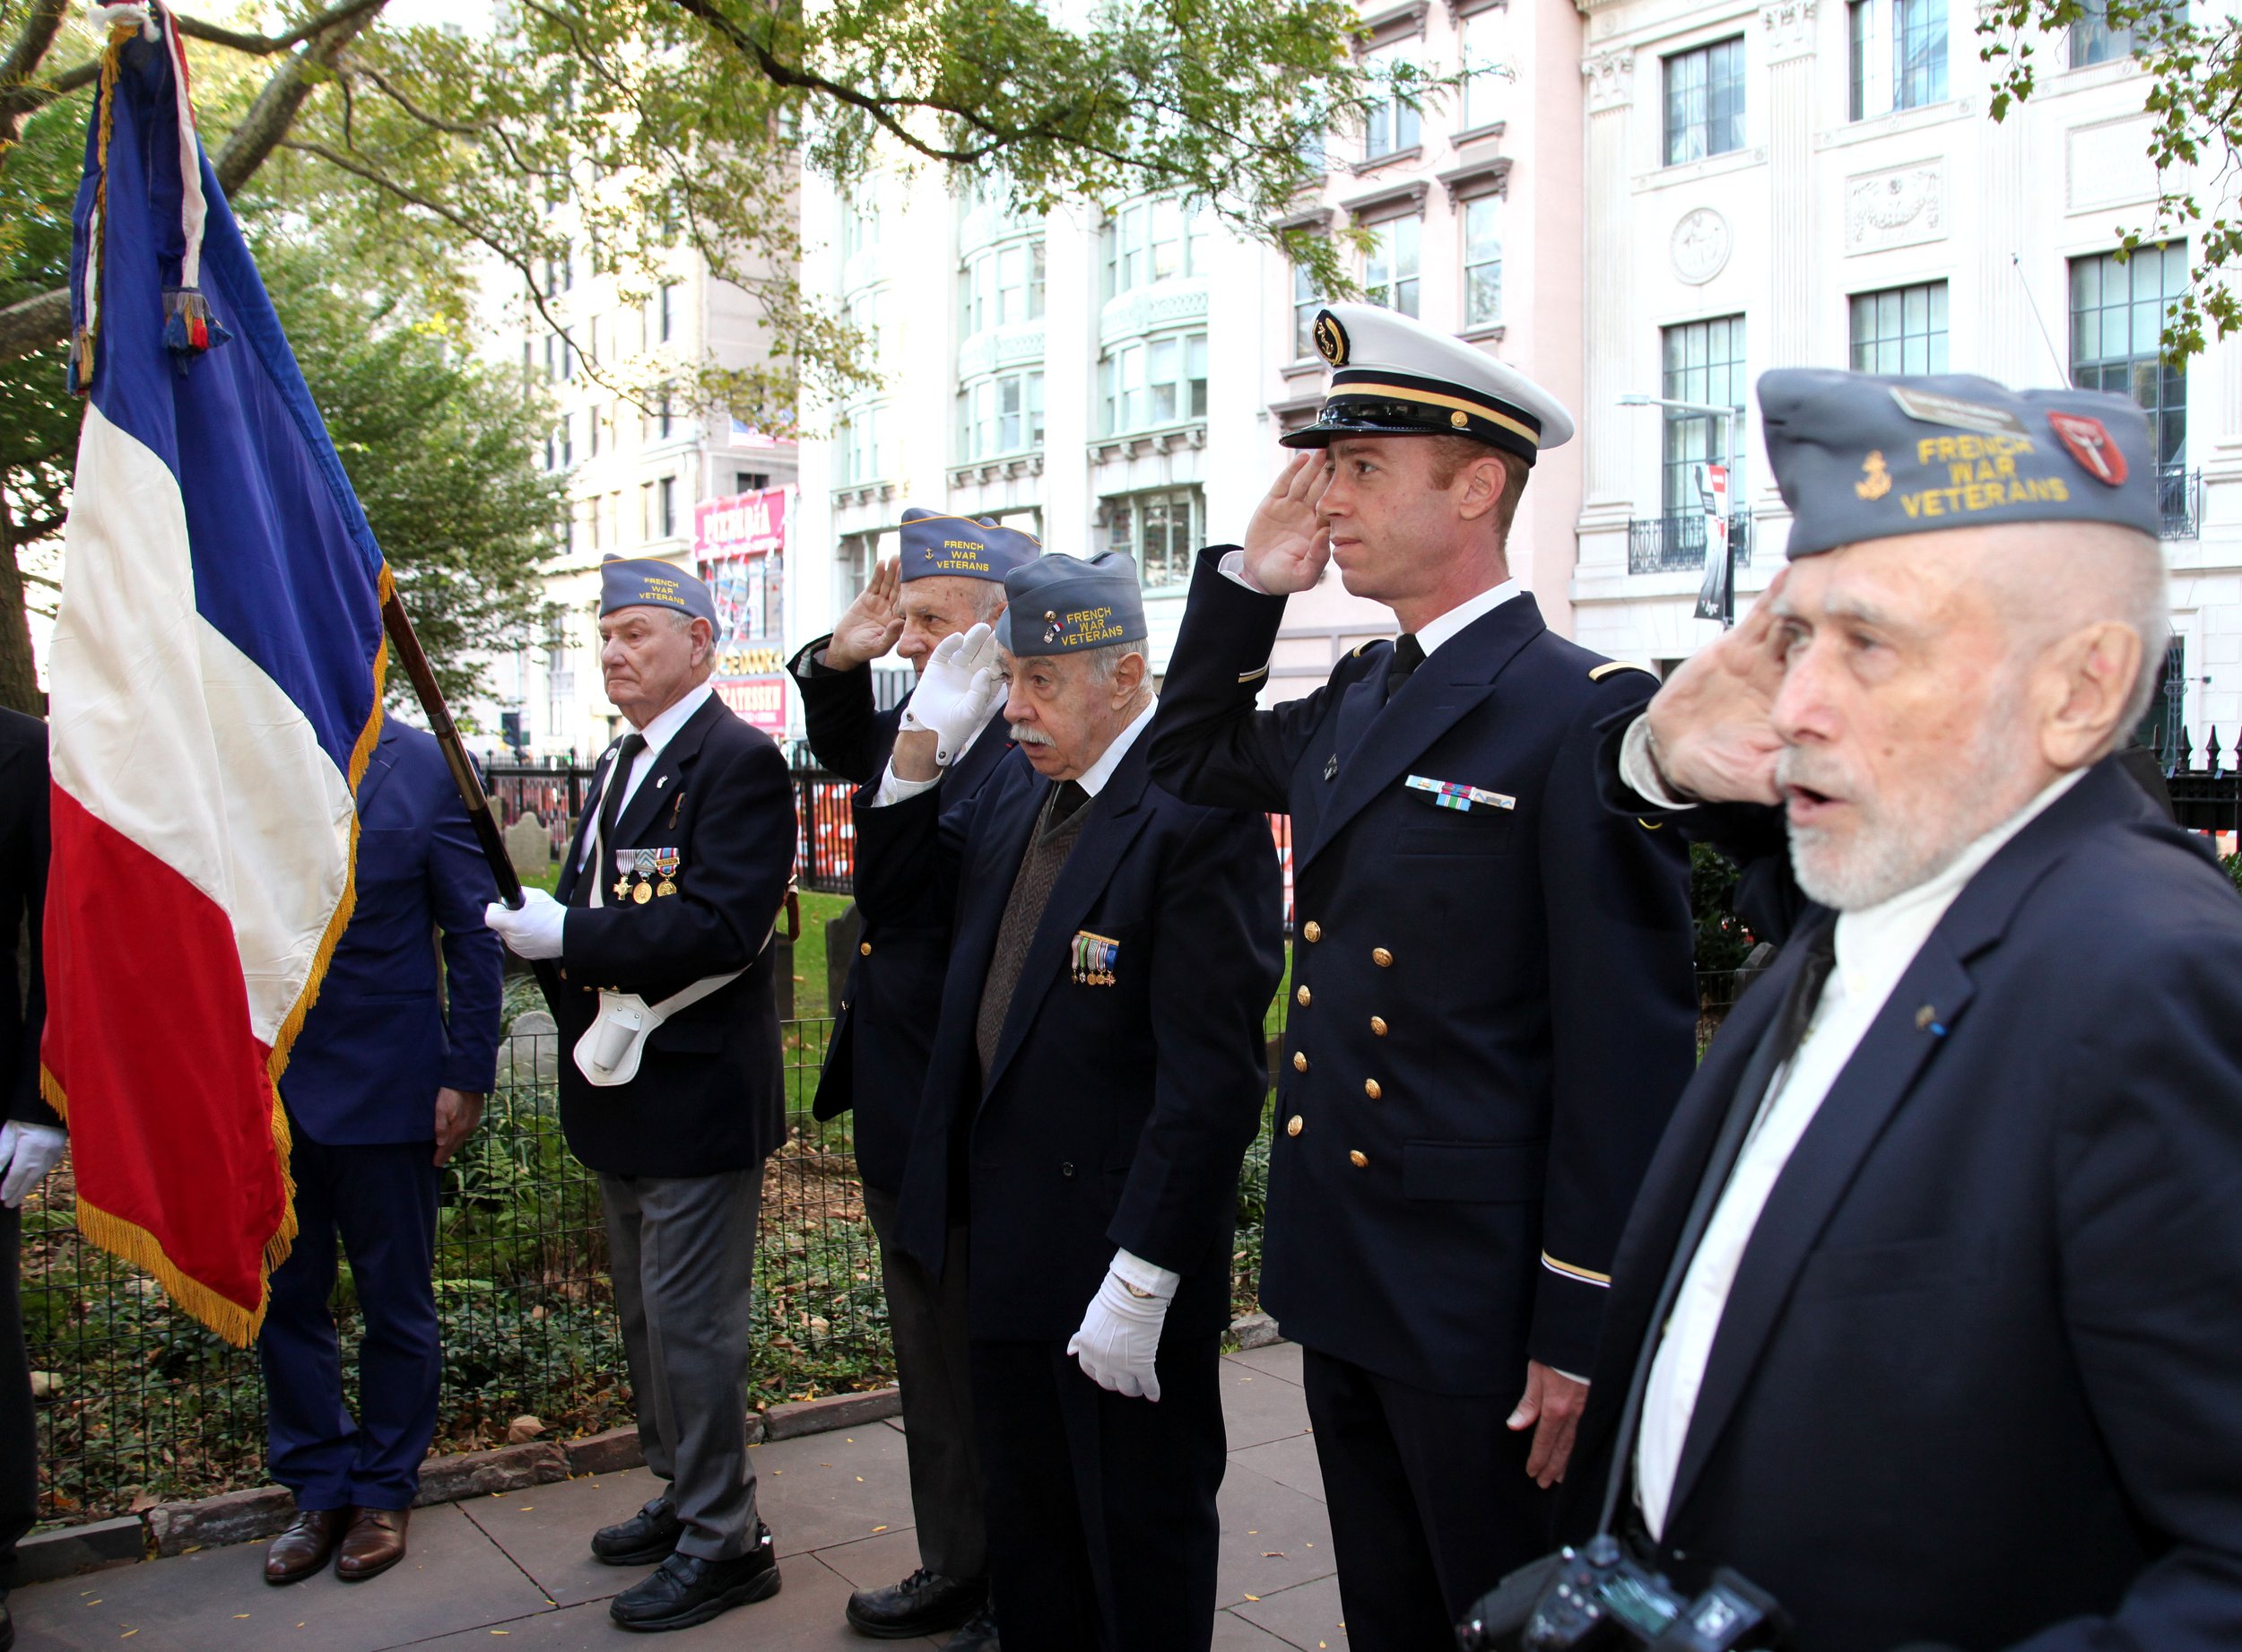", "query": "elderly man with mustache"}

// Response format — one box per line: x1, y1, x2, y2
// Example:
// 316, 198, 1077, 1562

1537, 369, 2242, 1652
